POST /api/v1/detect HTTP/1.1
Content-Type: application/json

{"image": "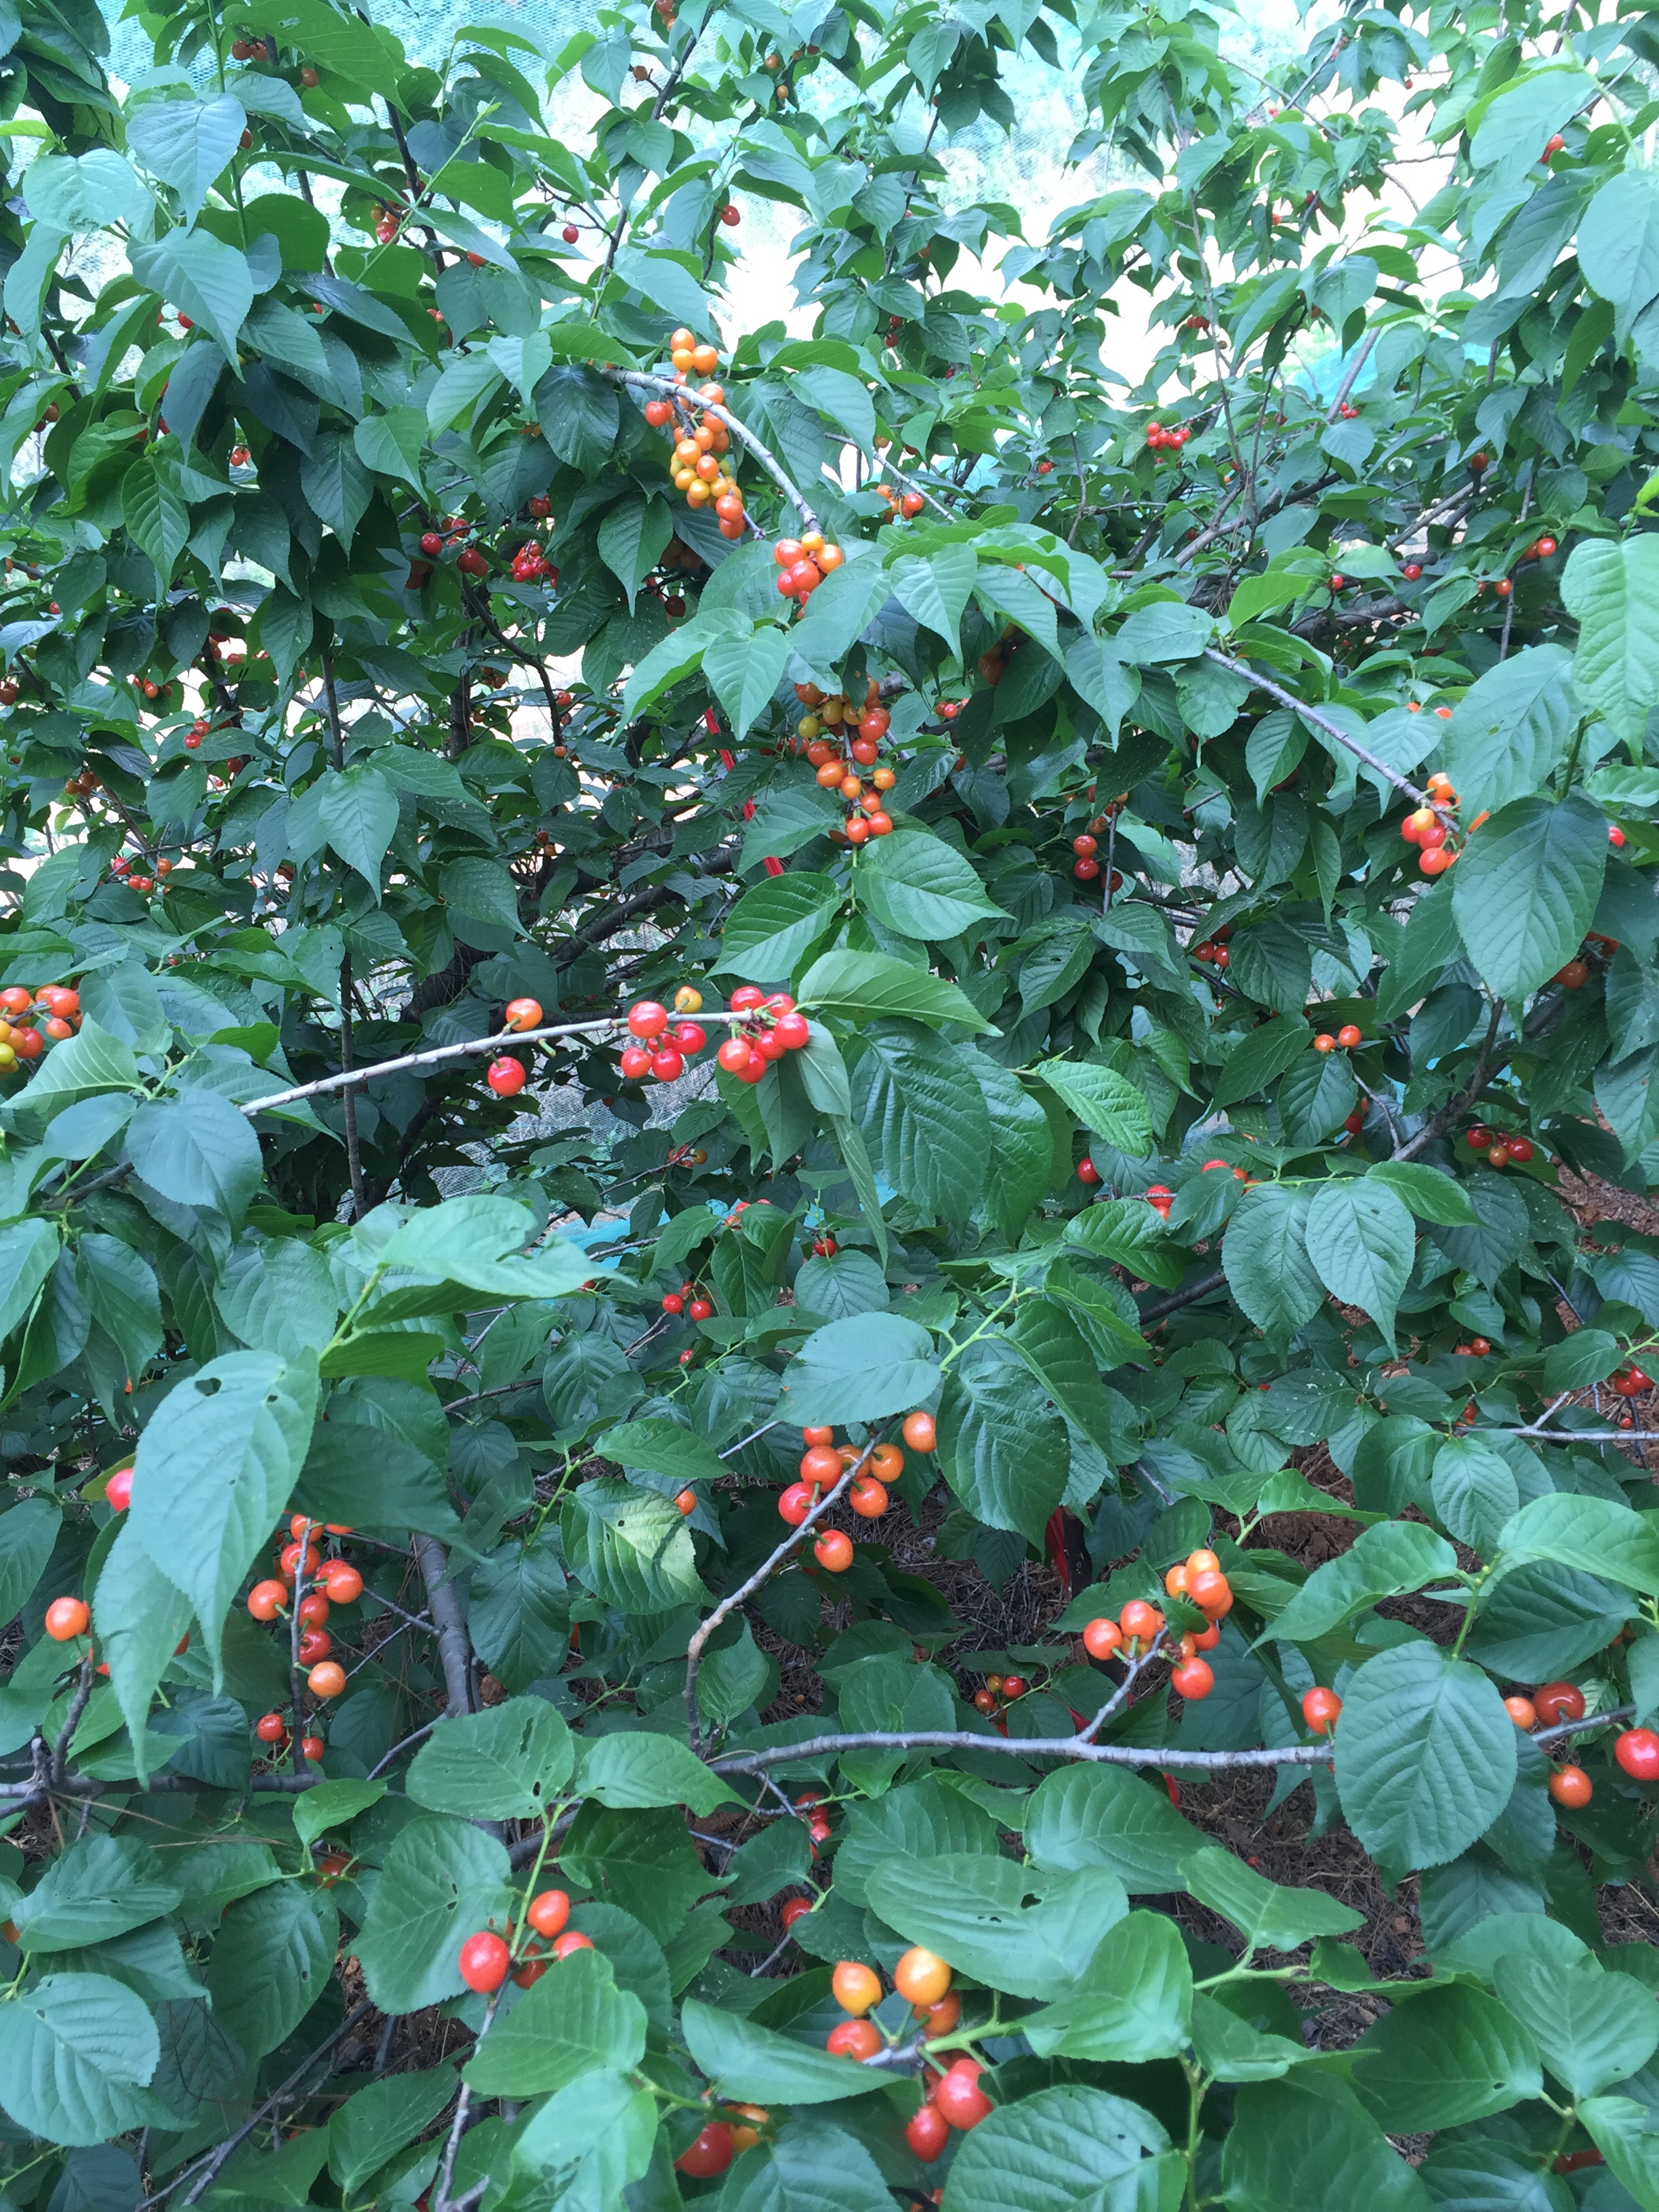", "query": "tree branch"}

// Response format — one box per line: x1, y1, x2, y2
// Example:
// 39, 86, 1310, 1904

602, 368, 819, 528
413, 1536, 475, 1718
684, 1433, 886, 1756
1203, 647, 1455, 825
